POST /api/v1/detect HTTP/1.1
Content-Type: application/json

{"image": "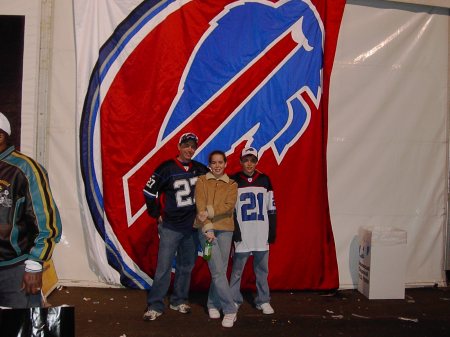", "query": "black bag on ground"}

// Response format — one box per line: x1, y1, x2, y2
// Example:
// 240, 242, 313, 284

0, 306, 74, 337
